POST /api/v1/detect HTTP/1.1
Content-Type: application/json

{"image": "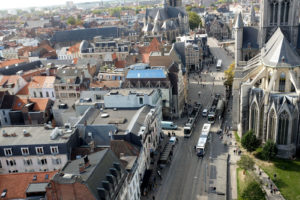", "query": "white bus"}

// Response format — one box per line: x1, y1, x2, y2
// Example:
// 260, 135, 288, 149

216, 59, 222, 71
196, 136, 207, 157
196, 123, 211, 157
201, 123, 211, 136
